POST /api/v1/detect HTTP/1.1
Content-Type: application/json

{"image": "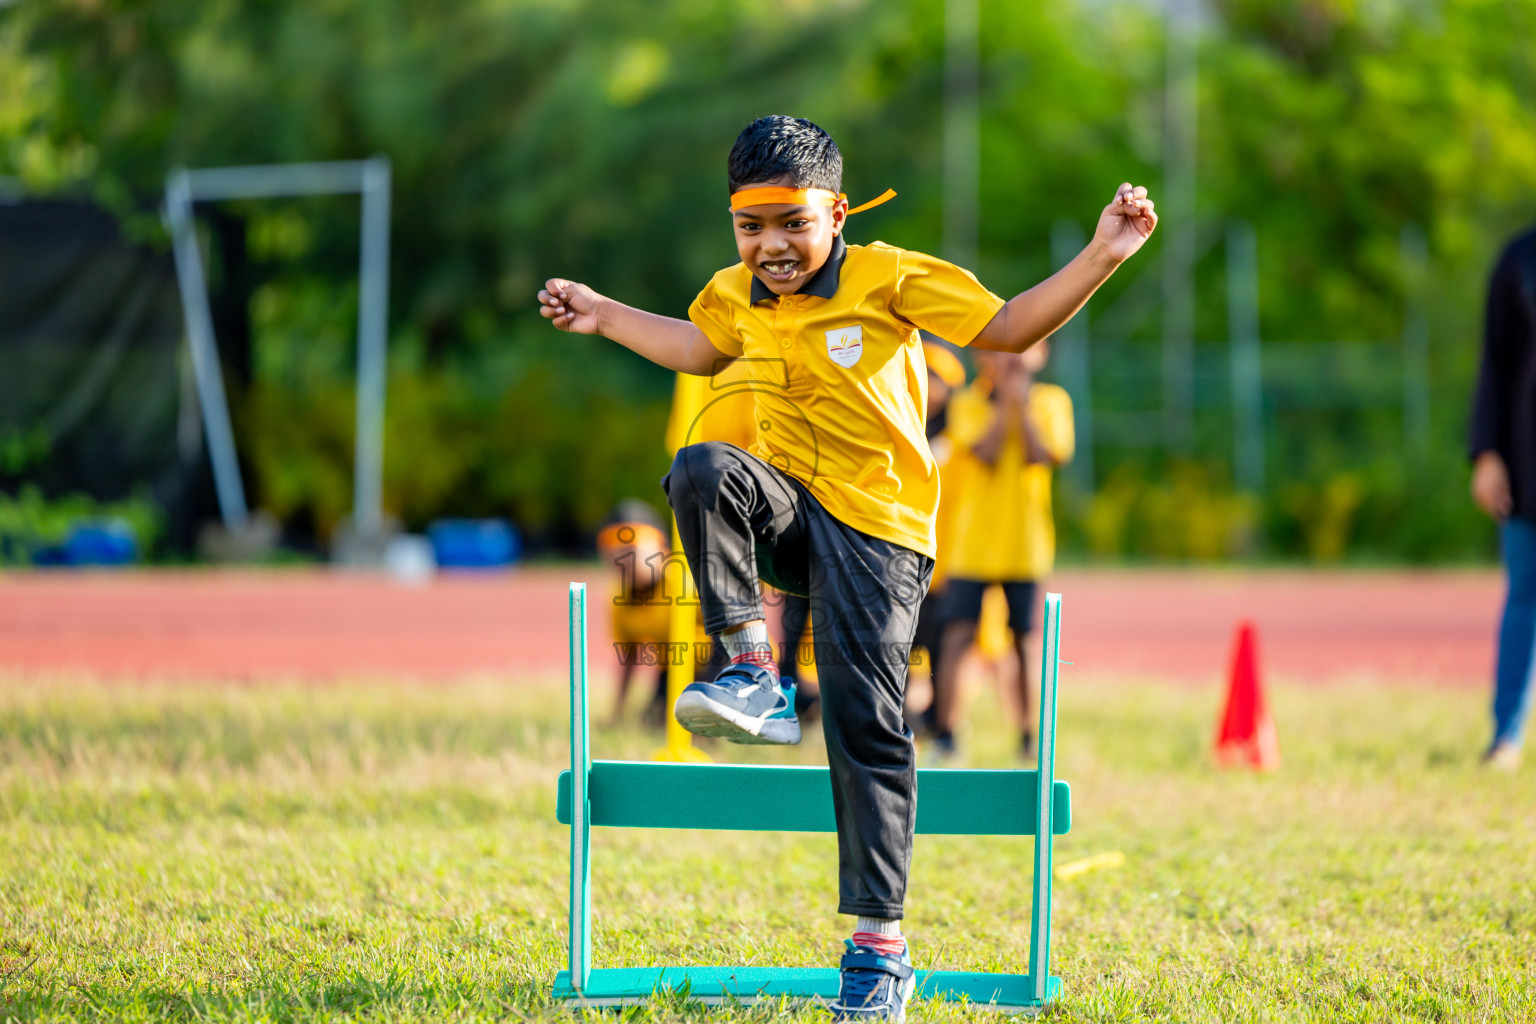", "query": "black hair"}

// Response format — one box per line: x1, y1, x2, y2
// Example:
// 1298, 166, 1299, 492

727, 116, 843, 195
